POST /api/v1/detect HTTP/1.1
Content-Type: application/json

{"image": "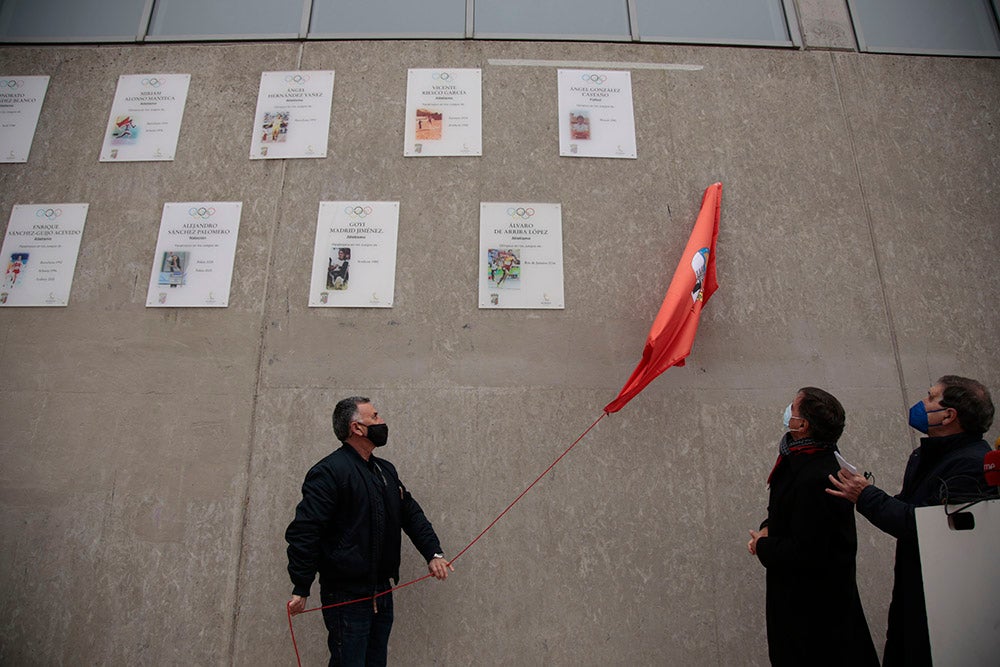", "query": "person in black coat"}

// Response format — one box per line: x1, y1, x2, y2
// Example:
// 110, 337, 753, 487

749, 387, 879, 666
286, 396, 454, 666
828, 375, 994, 667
